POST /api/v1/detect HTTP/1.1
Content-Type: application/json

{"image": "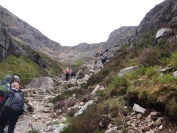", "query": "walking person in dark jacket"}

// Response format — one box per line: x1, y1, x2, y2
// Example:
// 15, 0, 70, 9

0, 82, 24, 133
